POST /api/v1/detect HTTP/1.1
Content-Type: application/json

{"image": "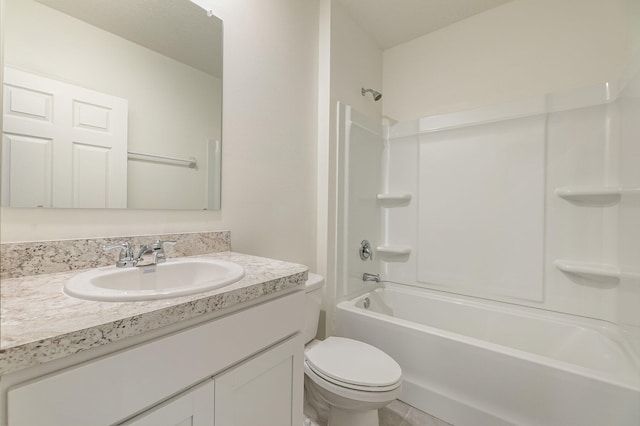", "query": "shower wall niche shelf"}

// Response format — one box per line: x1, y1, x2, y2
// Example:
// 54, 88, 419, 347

377, 193, 412, 207
554, 260, 621, 283
555, 186, 640, 204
